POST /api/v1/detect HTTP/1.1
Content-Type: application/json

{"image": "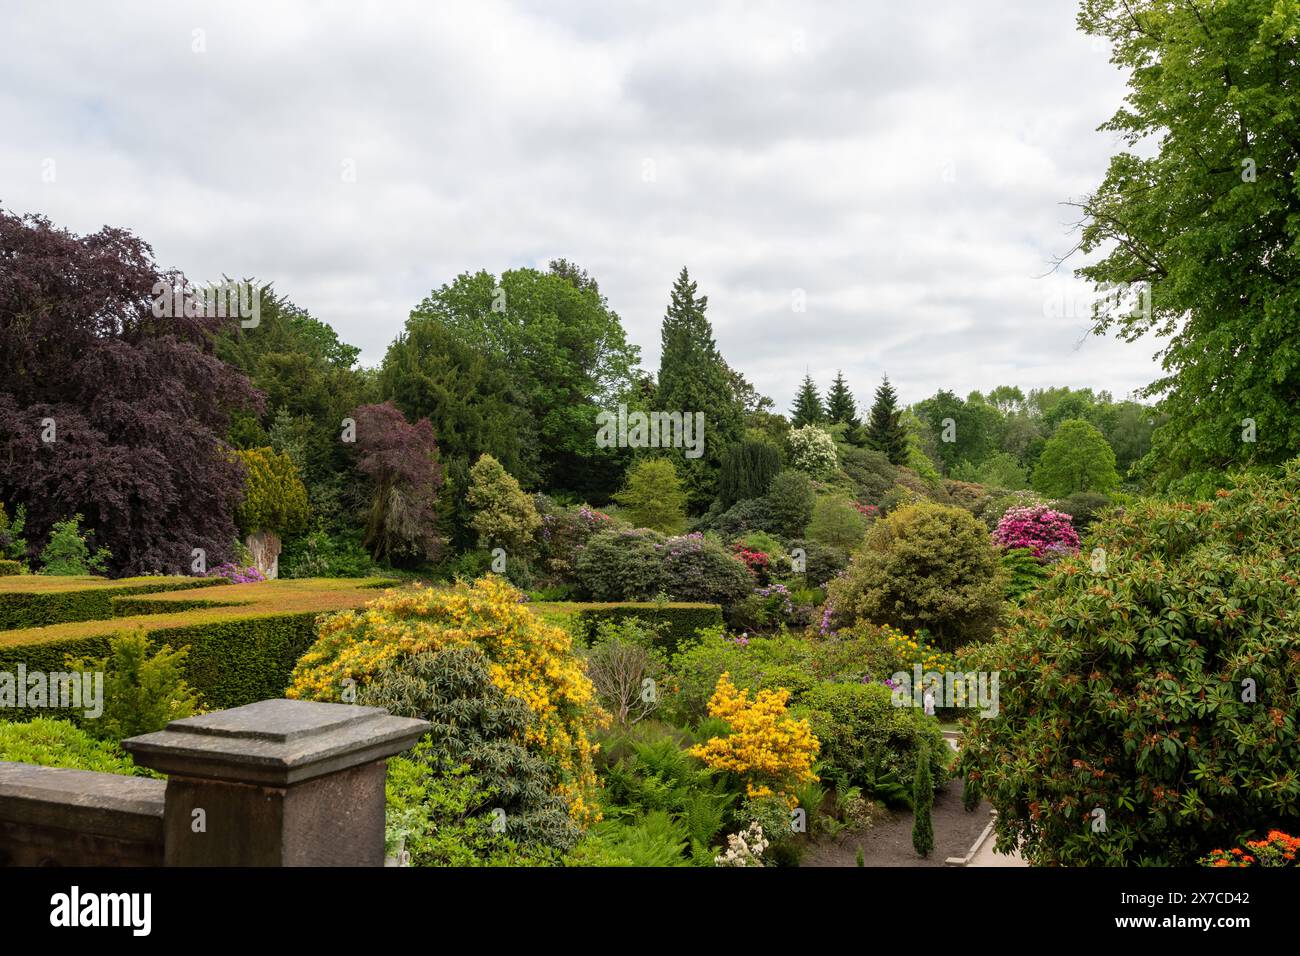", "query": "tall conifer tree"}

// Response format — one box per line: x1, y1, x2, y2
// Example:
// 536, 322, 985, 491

865, 375, 908, 465
790, 373, 825, 427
